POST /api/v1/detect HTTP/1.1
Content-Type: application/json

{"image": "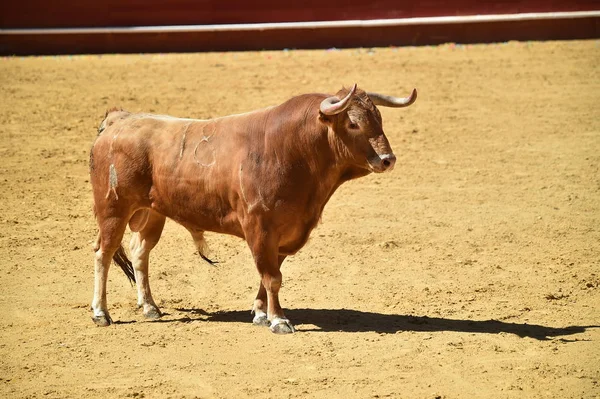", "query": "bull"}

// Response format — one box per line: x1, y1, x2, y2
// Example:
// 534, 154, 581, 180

90, 84, 417, 333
